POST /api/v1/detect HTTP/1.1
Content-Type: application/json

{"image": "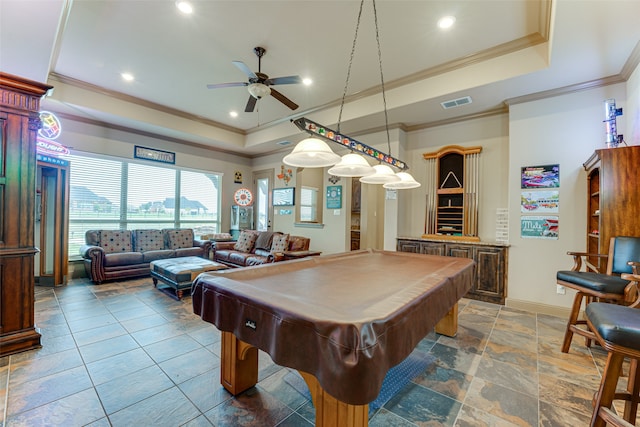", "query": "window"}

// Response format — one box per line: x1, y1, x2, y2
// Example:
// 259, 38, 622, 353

300, 186, 318, 222
64, 152, 221, 258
